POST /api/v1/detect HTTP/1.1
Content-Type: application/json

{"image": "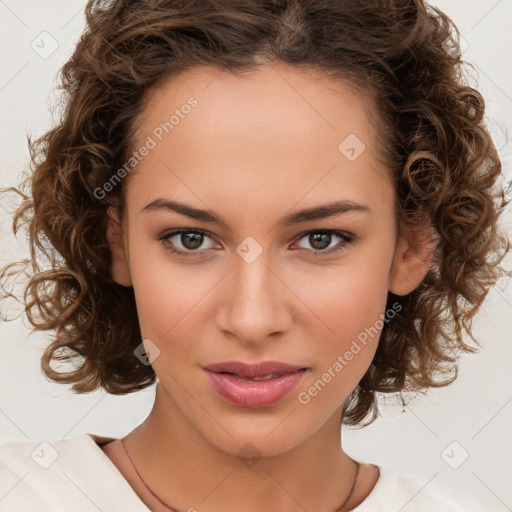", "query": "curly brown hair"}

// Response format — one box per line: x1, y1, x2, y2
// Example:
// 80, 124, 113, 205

0, 0, 509, 426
